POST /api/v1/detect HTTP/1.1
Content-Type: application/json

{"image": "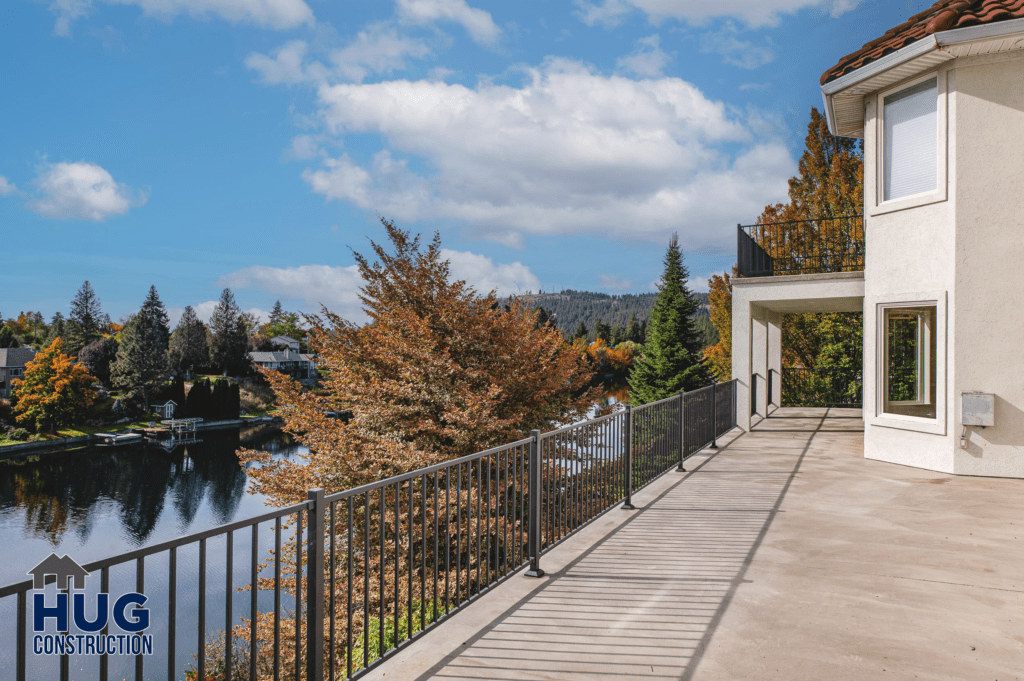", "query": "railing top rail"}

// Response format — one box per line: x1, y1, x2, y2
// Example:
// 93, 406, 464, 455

539, 409, 622, 437
0, 498, 312, 599
324, 436, 535, 503
740, 214, 863, 230
631, 393, 679, 411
